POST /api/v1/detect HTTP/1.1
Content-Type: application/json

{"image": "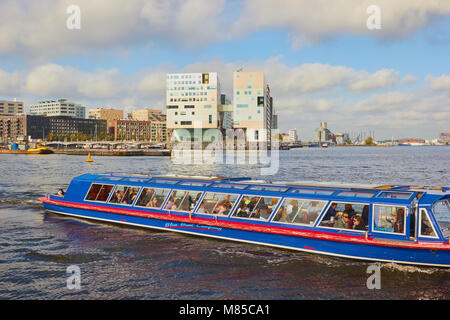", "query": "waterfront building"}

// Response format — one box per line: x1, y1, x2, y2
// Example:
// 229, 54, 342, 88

30, 99, 86, 118
272, 114, 278, 130
335, 132, 350, 144
288, 129, 298, 142
315, 122, 335, 143
107, 119, 167, 142
166, 72, 225, 142
88, 108, 123, 121
0, 115, 106, 140
0, 100, 24, 116
232, 70, 273, 143
131, 109, 166, 122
